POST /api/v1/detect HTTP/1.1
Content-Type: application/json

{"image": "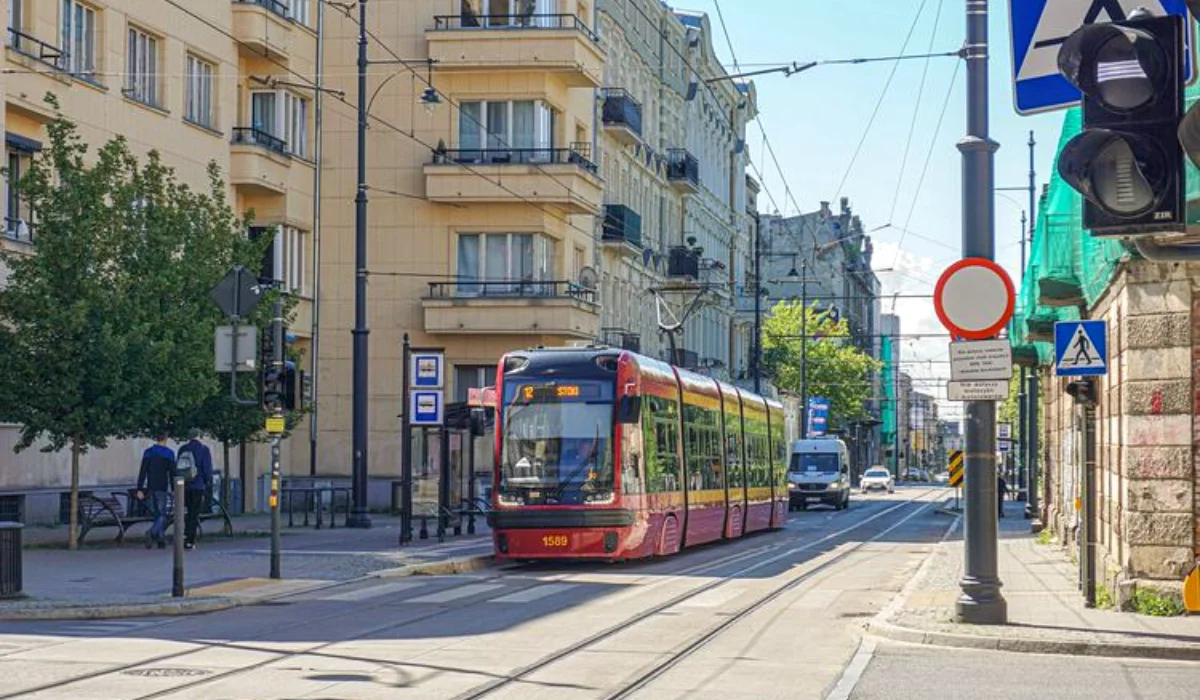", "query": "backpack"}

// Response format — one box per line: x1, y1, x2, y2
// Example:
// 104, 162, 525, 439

177, 446, 197, 480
